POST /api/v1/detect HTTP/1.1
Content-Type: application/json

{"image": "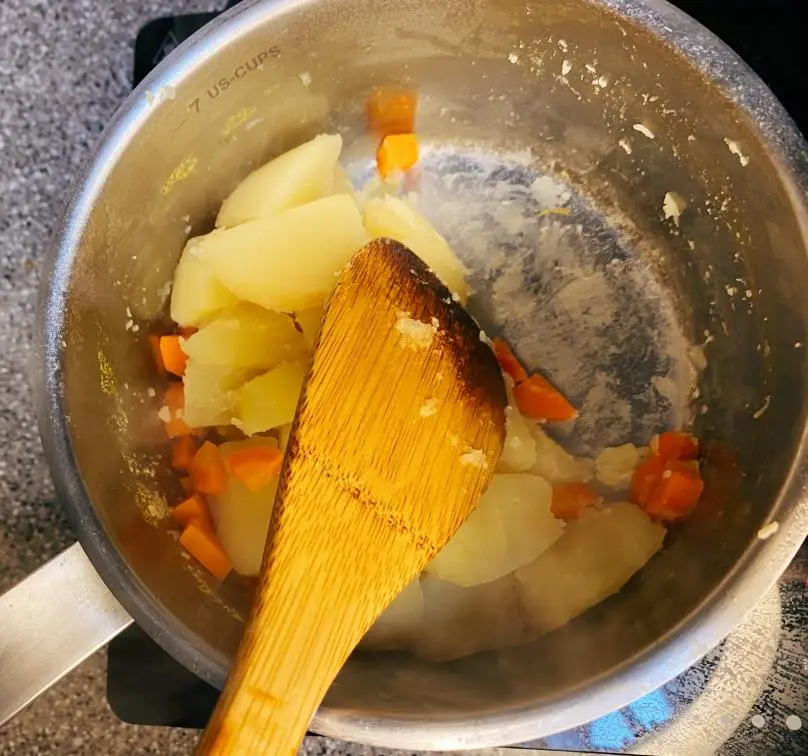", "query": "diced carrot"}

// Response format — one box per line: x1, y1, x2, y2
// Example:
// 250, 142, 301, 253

551, 482, 601, 521
492, 338, 528, 384
171, 493, 214, 531
630, 454, 666, 507
366, 87, 417, 136
179, 476, 194, 494
162, 382, 195, 439
178, 326, 198, 339
376, 133, 419, 178
188, 441, 227, 496
179, 522, 231, 580
149, 334, 166, 375
224, 446, 284, 492
644, 461, 704, 523
513, 374, 577, 422
171, 435, 198, 471
654, 431, 699, 462
159, 335, 188, 377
